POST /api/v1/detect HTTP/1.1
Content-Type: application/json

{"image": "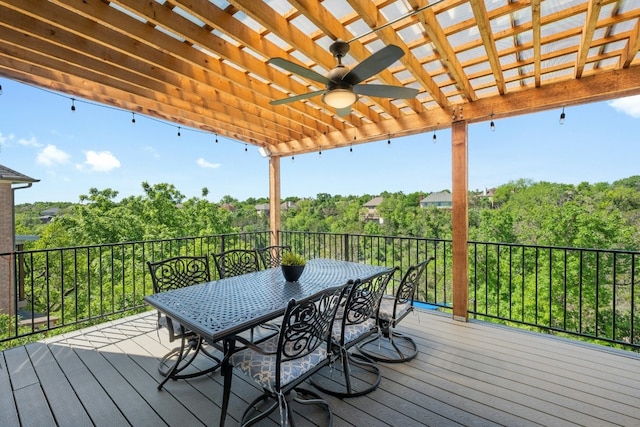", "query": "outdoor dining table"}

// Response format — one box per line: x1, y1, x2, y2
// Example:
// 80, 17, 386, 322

143, 257, 393, 425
